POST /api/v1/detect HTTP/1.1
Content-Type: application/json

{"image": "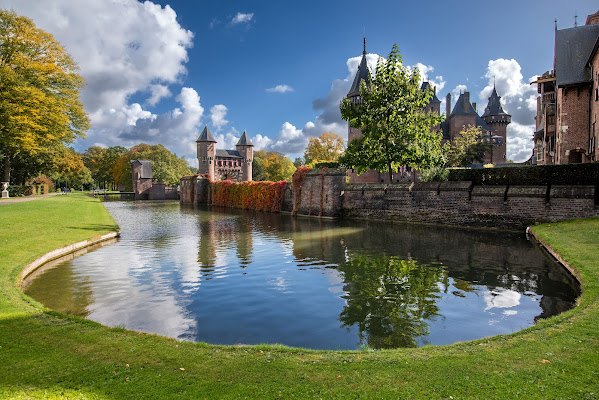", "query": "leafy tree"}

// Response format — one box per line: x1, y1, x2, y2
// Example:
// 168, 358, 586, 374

113, 144, 192, 190
83, 145, 127, 189
445, 125, 491, 167
252, 150, 296, 181
293, 157, 305, 168
303, 132, 345, 167
339, 44, 444, 182
0, 10, 89, 184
